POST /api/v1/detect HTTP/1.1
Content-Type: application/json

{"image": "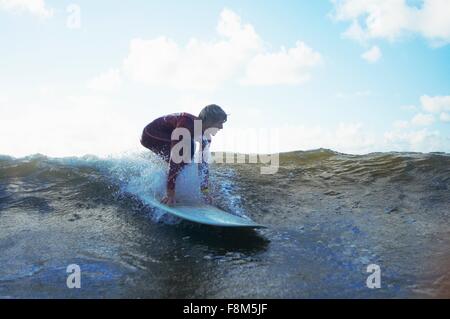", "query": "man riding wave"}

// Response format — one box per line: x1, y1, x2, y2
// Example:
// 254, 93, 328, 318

140, 104, 227, 205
